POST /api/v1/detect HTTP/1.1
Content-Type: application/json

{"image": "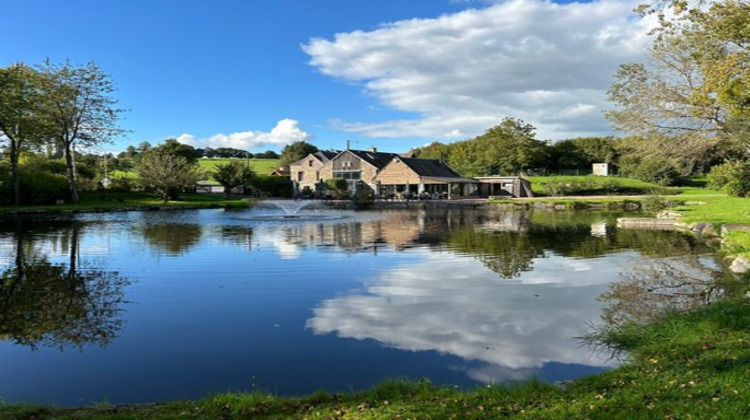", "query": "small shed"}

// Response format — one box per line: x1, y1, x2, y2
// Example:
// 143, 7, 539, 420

592, 163, 610, 176
474, 177, 533, 198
